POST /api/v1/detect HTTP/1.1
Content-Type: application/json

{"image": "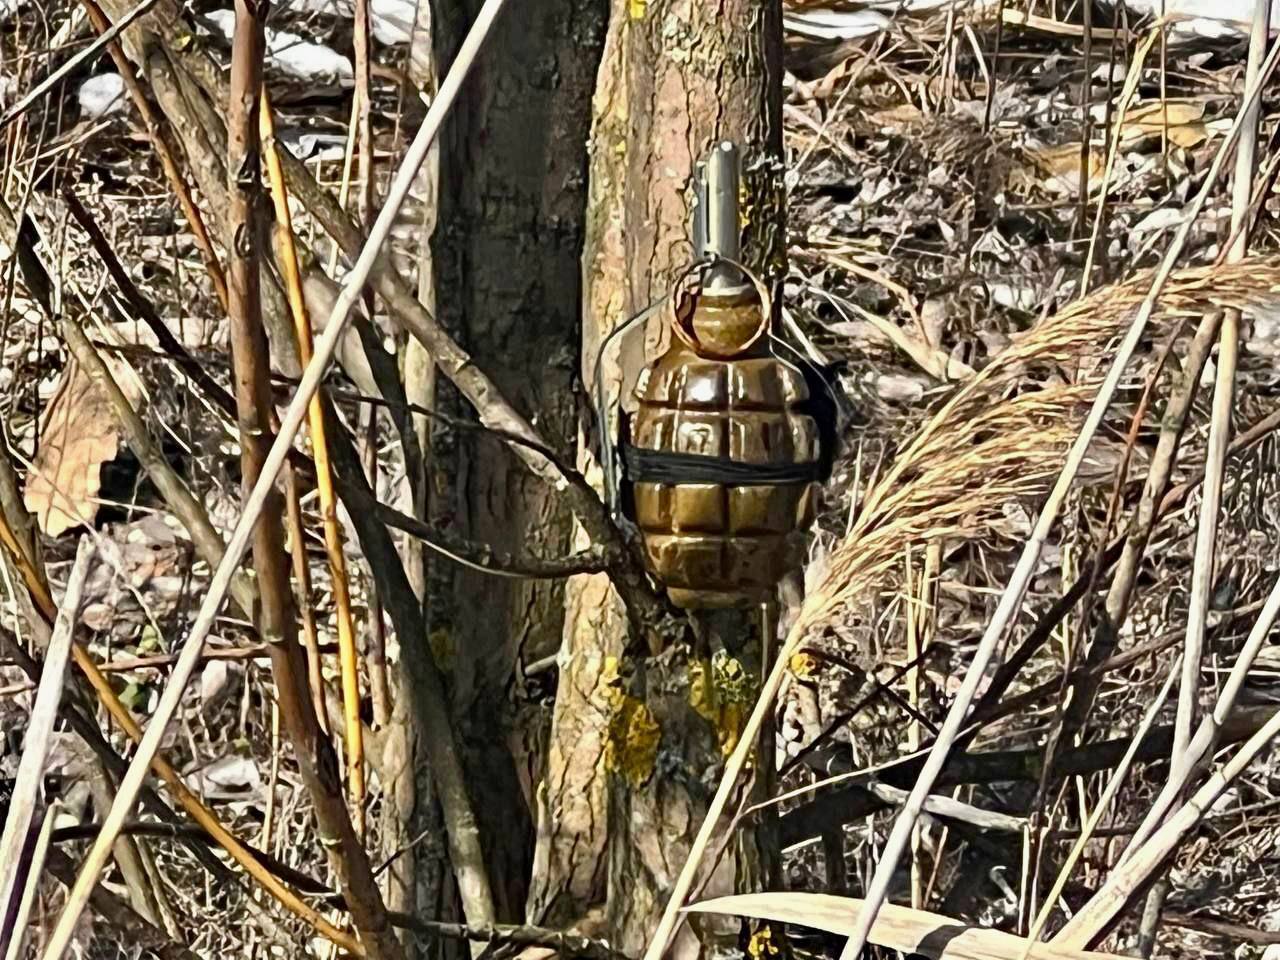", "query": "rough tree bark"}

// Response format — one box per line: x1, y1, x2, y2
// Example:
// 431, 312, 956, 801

533, 0, 786, 955
426, 0, 608, 923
